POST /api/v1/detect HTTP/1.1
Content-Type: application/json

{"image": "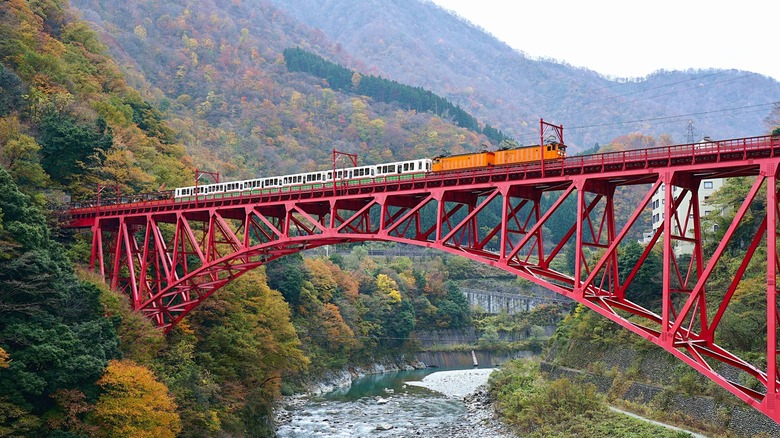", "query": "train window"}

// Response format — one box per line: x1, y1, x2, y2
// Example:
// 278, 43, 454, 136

337, 171, 342, 178
546, 146, 551, 151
